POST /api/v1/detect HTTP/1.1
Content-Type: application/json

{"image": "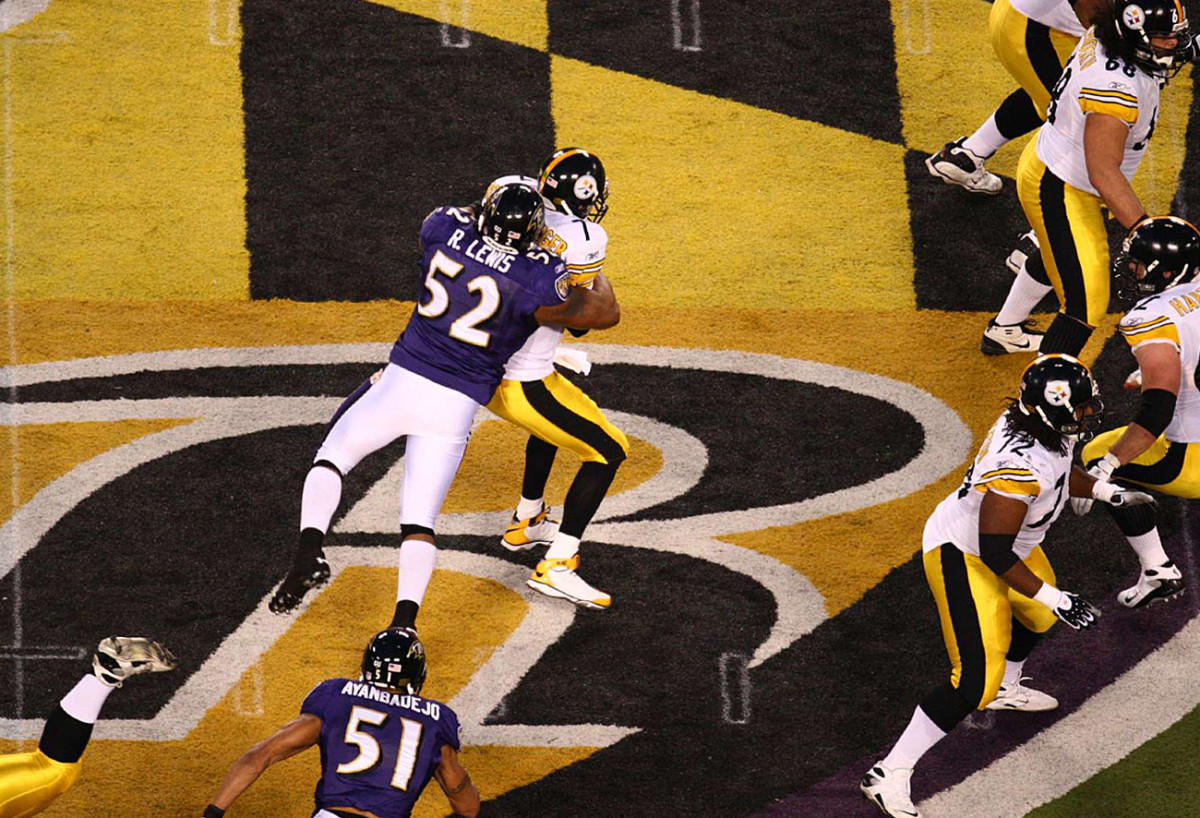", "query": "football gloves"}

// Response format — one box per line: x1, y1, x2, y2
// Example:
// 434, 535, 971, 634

1053, 591, 1102, 631
1072, 453, 1142, 515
